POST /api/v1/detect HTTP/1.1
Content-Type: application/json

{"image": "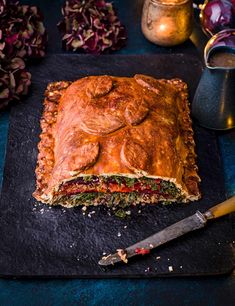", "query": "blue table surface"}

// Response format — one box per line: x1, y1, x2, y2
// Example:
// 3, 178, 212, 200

0, 0, 234, 305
